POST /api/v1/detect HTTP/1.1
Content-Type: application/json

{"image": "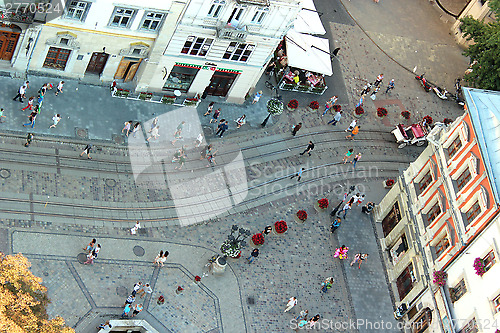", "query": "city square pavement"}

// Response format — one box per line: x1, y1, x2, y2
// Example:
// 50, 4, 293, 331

0, 0, 471, 332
